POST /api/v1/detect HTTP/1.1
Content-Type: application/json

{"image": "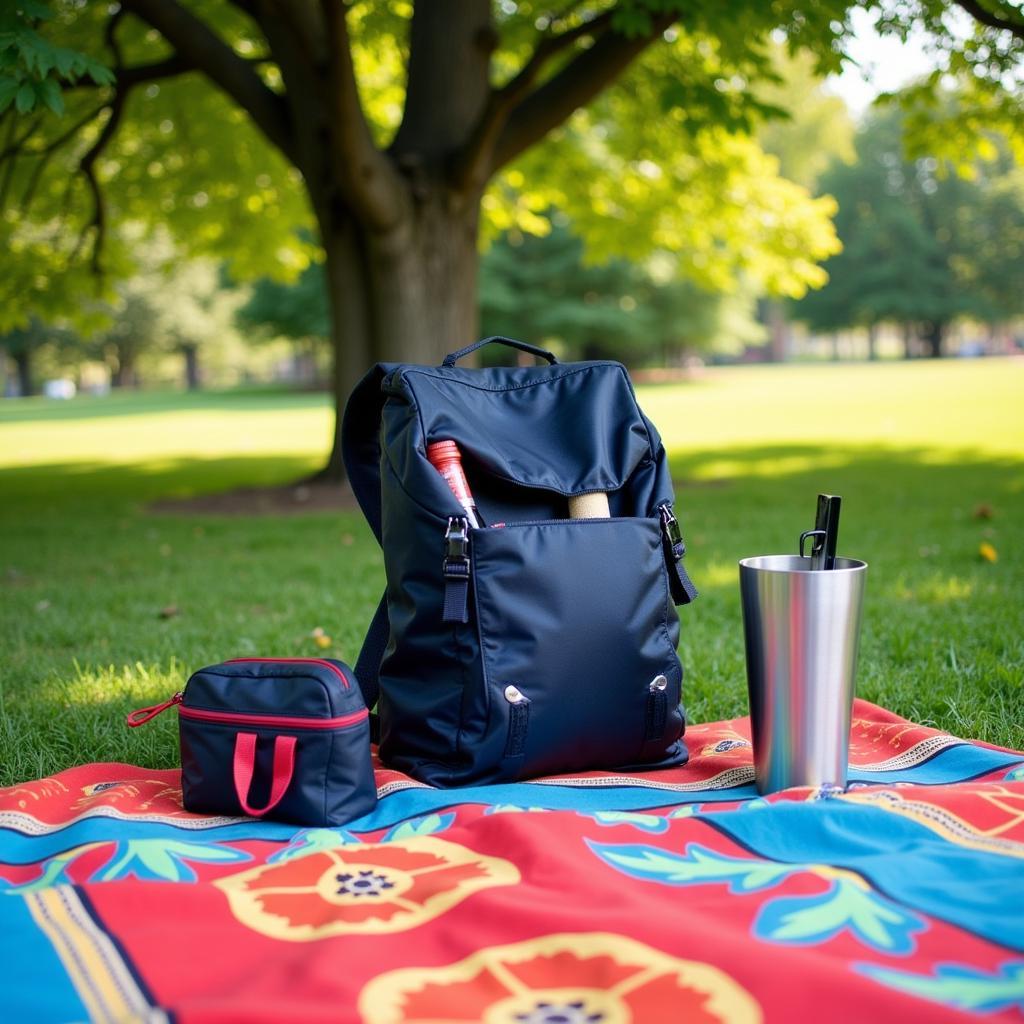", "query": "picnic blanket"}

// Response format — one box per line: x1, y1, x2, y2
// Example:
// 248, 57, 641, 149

1, 699, 1022, 1024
